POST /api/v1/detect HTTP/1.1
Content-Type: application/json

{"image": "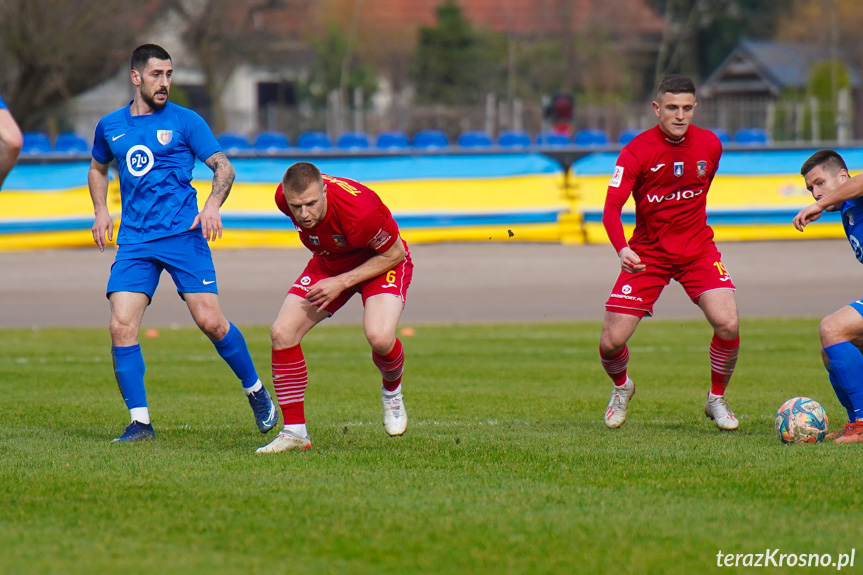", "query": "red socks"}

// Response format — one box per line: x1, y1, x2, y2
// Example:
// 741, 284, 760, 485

600, 345, 629, 386
272, 344, 308, 424
373, 339, 405, 392
709, 334, 739, 396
